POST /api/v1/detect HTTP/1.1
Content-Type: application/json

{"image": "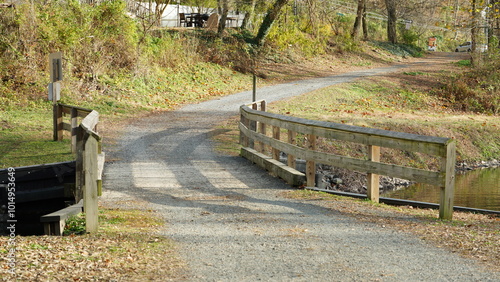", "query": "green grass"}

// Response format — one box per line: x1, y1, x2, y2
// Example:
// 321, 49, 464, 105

403, 71, 426, 76
265, 80, 499, 164
456, 60, 471, 67
0, 104, 73, 168
0, 62, 252, 168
